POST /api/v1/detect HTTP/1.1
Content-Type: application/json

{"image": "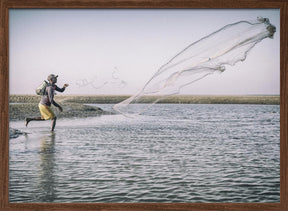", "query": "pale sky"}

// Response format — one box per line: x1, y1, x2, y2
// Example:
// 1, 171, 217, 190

9, 9, 280, 95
